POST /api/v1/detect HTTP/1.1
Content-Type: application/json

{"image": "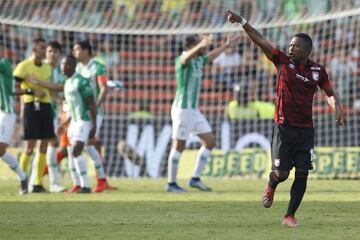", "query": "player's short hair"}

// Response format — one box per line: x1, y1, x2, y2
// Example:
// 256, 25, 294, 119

47, 41, 62, 52
65, 54, 76, 61
64, 54, 77, 64
75, 40, 93, 55
185, 35, 200, 49
293, 33, 313, 53
33, 38, 46, 46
